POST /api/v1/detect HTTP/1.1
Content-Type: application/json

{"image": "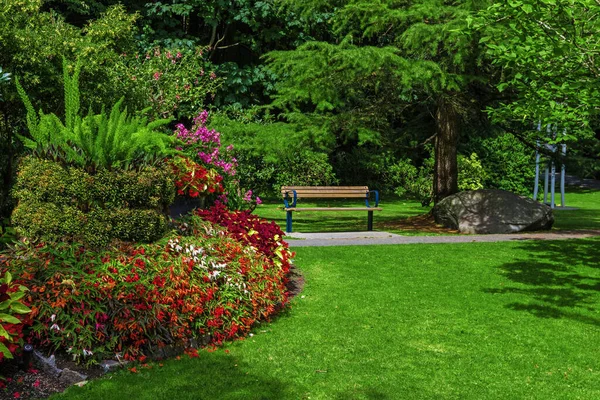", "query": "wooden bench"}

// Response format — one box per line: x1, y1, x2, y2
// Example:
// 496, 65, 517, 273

281, 186, 382, 233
